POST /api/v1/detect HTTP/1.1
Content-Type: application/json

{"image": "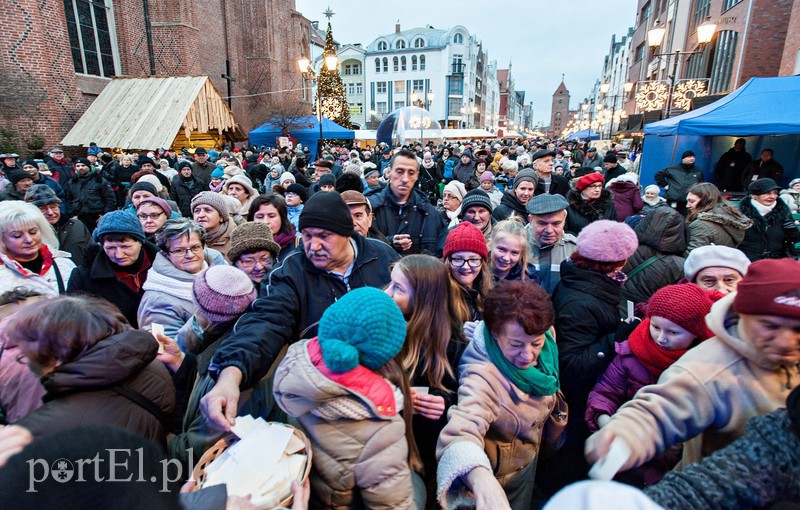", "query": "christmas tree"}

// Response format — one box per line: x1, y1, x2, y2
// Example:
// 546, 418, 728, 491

317, 21, 351, 129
